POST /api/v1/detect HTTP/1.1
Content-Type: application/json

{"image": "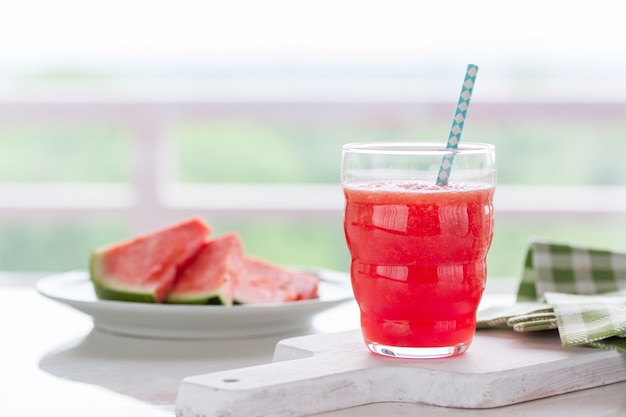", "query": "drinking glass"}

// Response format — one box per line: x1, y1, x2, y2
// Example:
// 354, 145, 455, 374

341, 142, 496, 358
